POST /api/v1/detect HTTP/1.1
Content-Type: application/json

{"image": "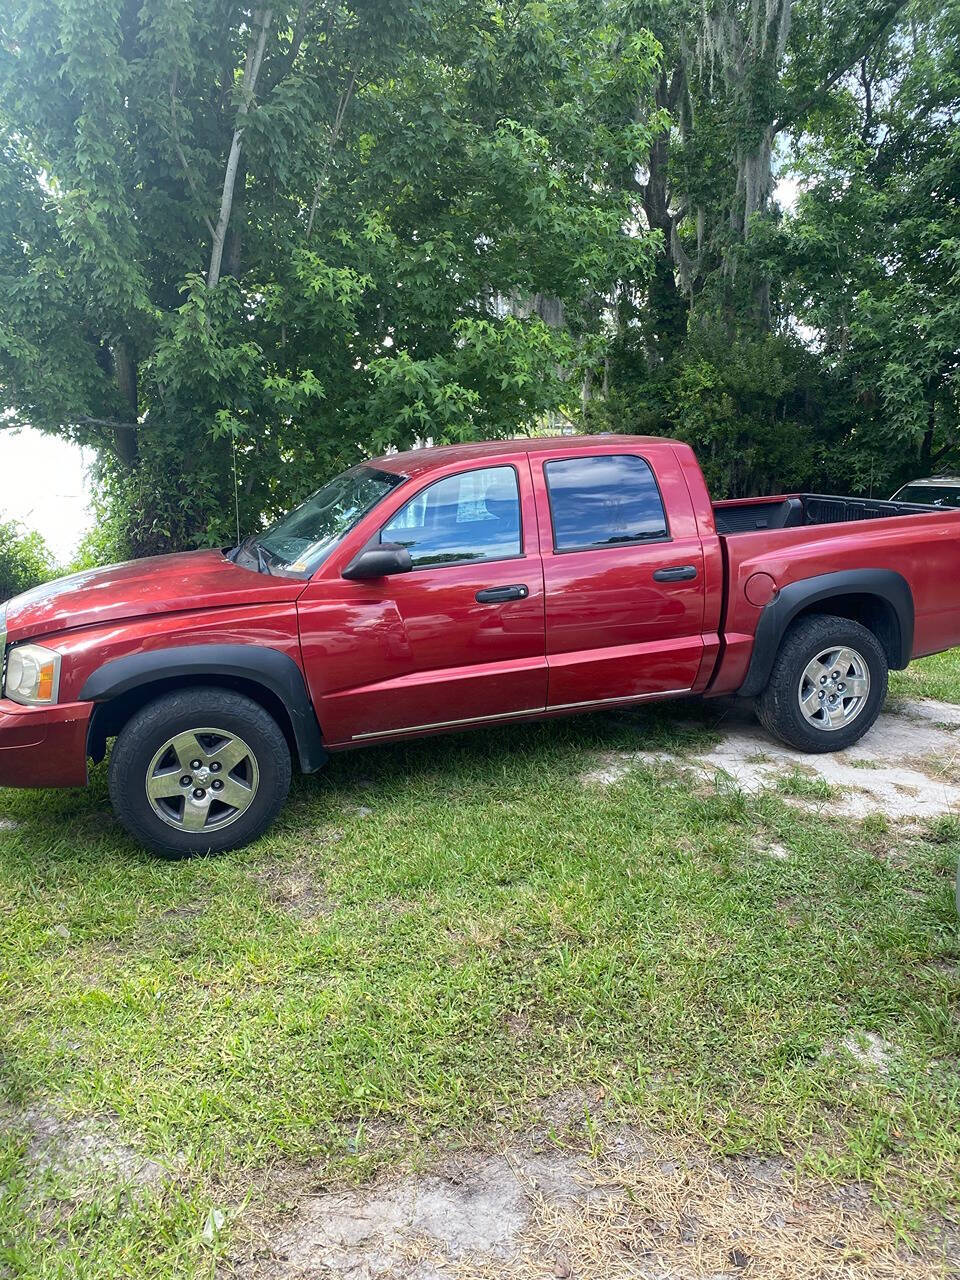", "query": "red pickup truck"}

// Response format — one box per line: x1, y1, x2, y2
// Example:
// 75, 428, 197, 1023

2, 435, 958, 855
